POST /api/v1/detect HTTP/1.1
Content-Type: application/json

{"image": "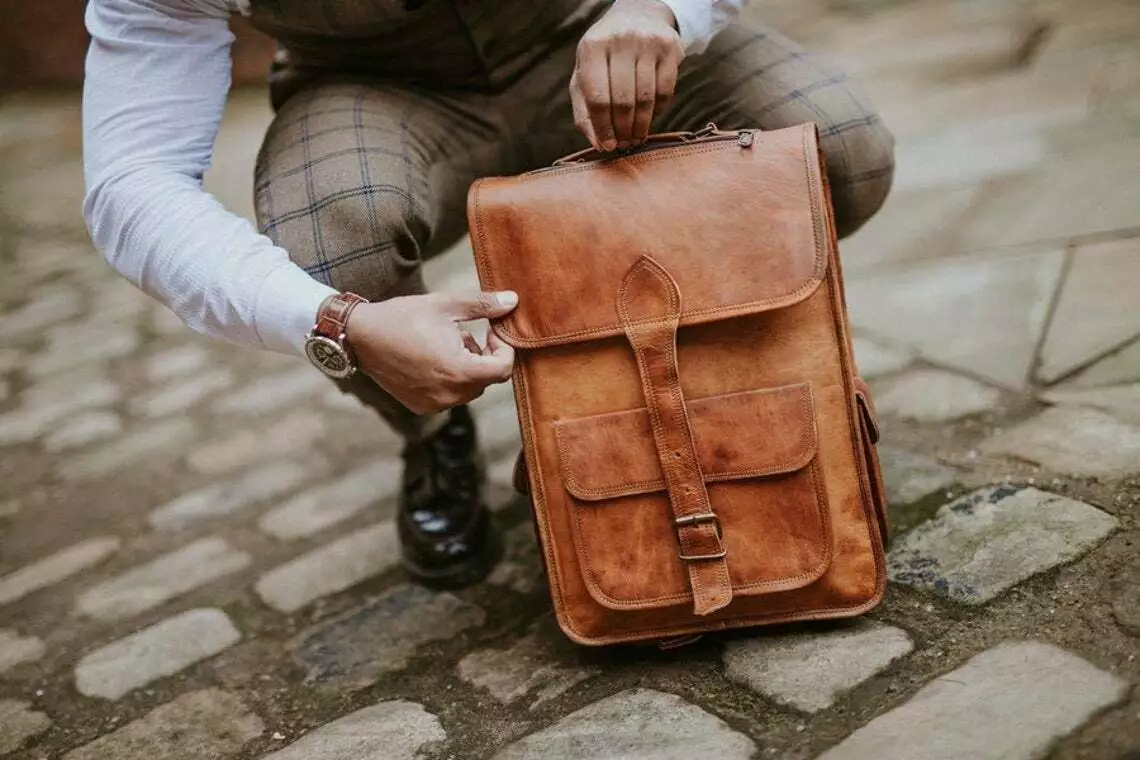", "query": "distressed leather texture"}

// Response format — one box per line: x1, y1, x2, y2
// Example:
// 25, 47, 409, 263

468, 124, 889, 645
